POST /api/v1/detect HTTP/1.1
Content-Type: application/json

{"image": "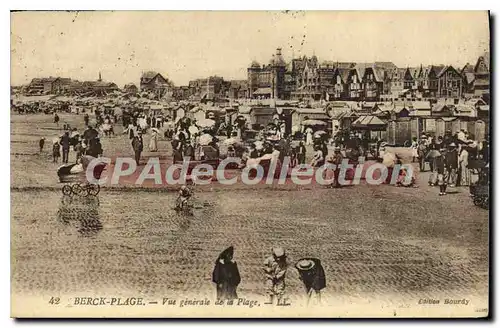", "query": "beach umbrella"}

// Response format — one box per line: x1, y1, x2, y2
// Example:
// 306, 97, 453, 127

197, 118, 216, 128
302, 119, 327, 126
314, 130, 327, 137
224, 137, 239, 146
199, 133, 213, 146
426, 149, 442, 159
